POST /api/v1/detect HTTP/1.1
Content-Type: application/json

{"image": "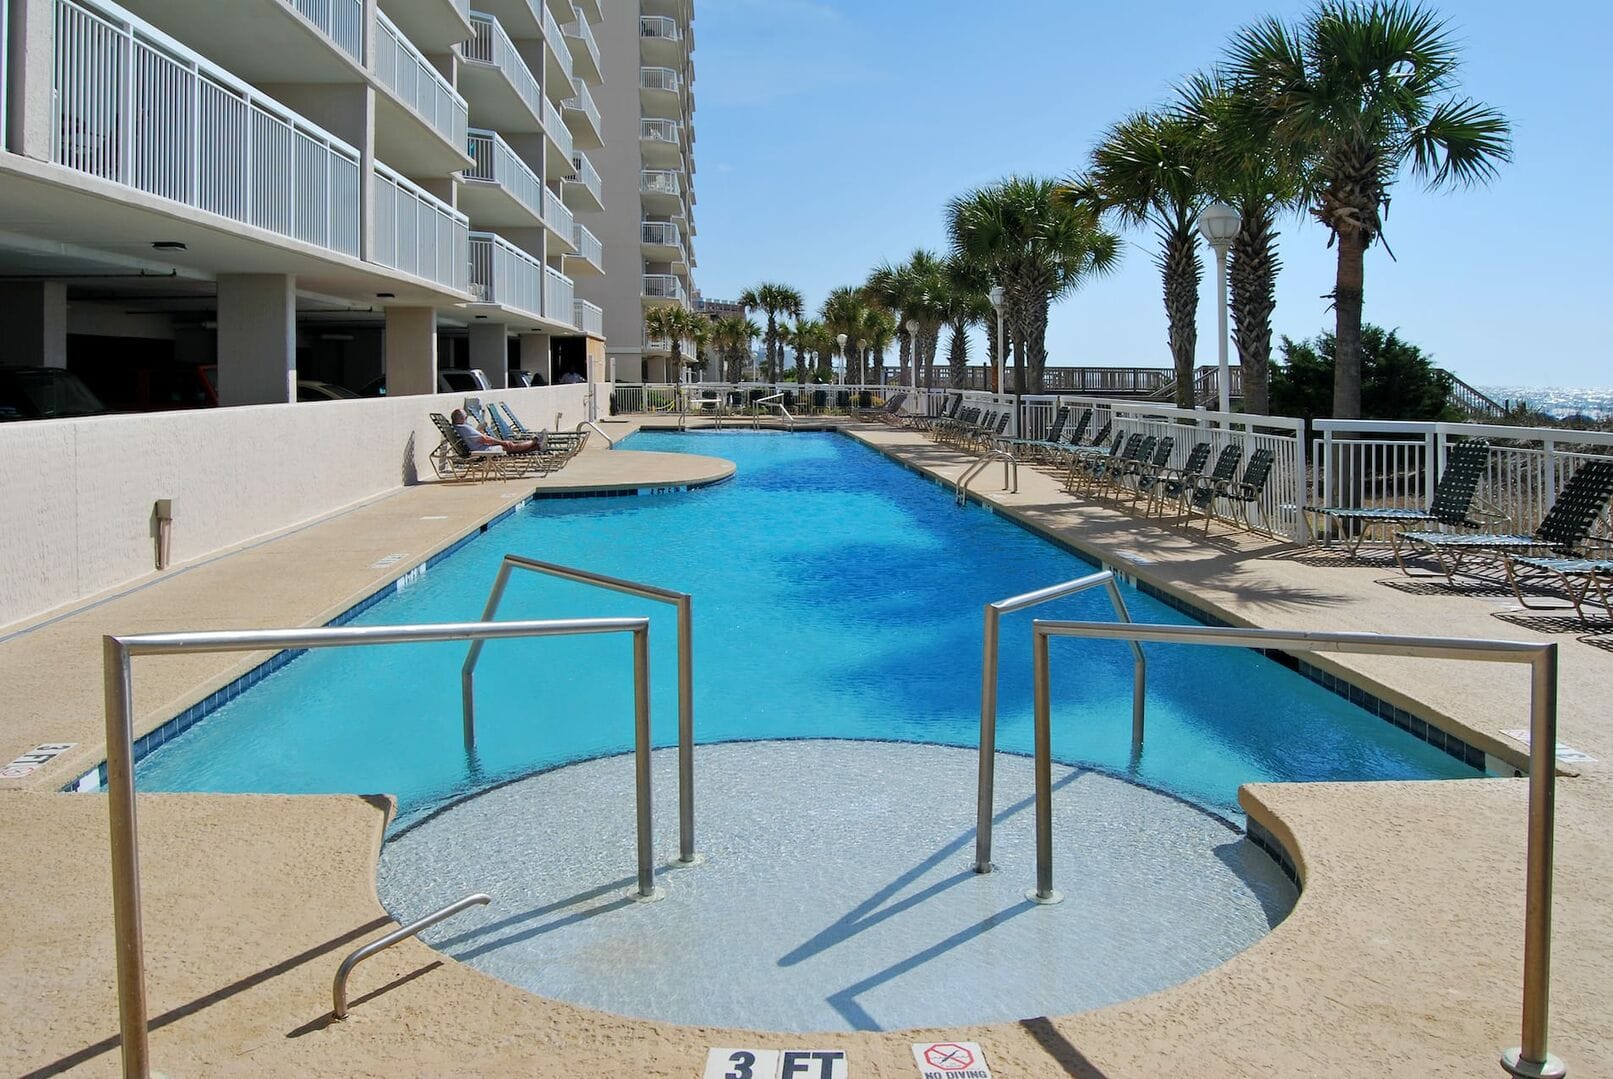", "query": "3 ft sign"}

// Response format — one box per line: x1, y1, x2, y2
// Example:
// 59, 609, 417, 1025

703, 1048, 848, 1079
